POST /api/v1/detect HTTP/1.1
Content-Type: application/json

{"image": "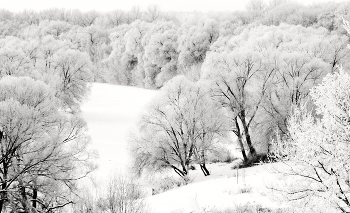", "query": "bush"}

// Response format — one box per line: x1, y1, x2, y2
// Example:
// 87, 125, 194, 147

208, 146, 238, 163
238, 184, 252, 194
151, 175, 192, 195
